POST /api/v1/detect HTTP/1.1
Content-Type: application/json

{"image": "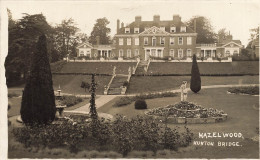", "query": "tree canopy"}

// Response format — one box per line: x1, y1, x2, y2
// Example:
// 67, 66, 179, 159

186, 16, 217, 44
89, 17, 111, 45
